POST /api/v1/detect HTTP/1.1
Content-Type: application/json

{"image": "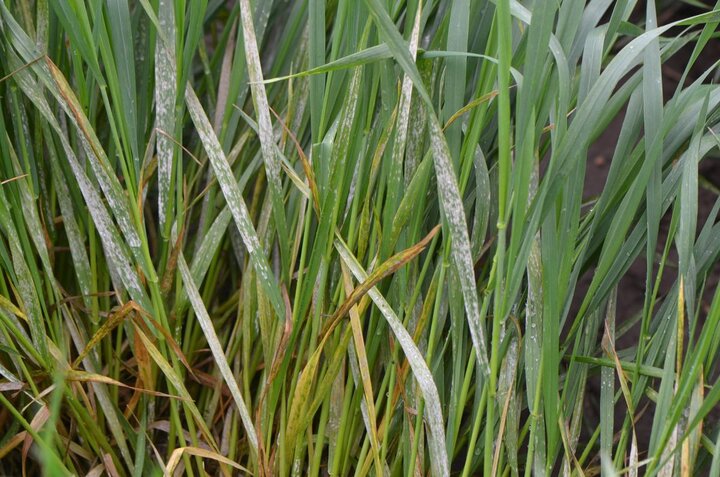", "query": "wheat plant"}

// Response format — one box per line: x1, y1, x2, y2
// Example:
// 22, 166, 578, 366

0, 0, 720, 476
